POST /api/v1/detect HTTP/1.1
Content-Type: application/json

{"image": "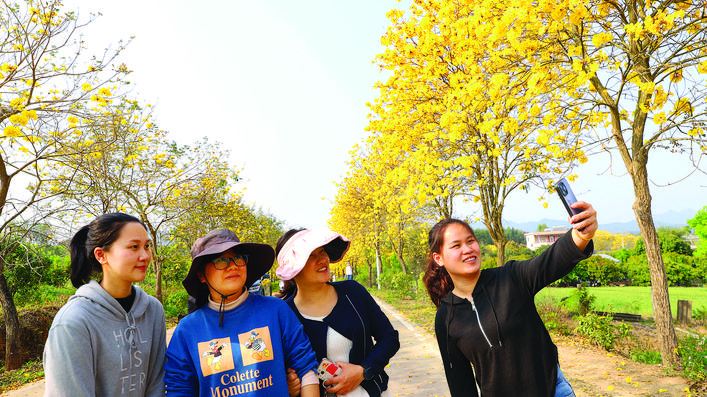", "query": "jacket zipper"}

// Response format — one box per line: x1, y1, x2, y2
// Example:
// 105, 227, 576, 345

471, 298, 494, 348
